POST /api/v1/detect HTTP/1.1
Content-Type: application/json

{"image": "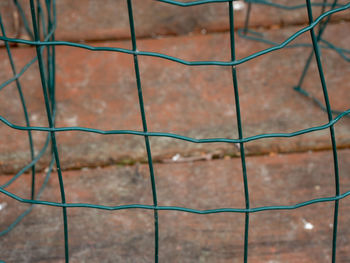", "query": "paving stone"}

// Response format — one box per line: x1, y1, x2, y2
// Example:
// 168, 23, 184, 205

0, 22, 350, 173
1, 0, 349, 42
0, 149, 349, 262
